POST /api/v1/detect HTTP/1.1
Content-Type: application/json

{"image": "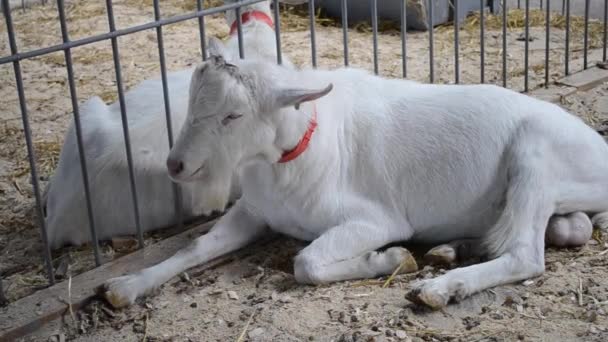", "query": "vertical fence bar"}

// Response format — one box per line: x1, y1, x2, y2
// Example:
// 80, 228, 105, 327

480, 0, 485, 83
2, 0, 55, 284
341, 0, 349, 66
56, 0, 102, 265
235, 4, 245, 59
518, 0, 521, 9
603, 0, 607, 61
273, 0, 283, 65
524, 0, 530, 92
428, 0, 434, 83
454, 0, 460, 84
565, 0, 570, 74
544, 0, 550, 87
196, 0, 207, 60
105, 0, 144, 248
502, 0, 507, 87
540, 0, 543, 10
401, 0, 407, 78
309, 0, 317, 67
153, 0, 183, 233
0, 277, 6, 306
371, 0, 379, 75
584, 0, 589, 69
